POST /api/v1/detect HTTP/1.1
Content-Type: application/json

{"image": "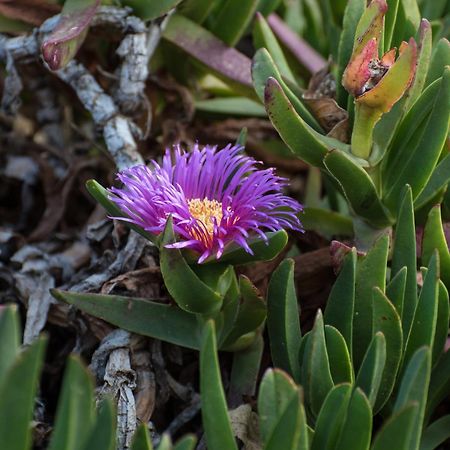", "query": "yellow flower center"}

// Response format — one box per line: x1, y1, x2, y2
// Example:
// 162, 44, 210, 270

188, 198, 223, 240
